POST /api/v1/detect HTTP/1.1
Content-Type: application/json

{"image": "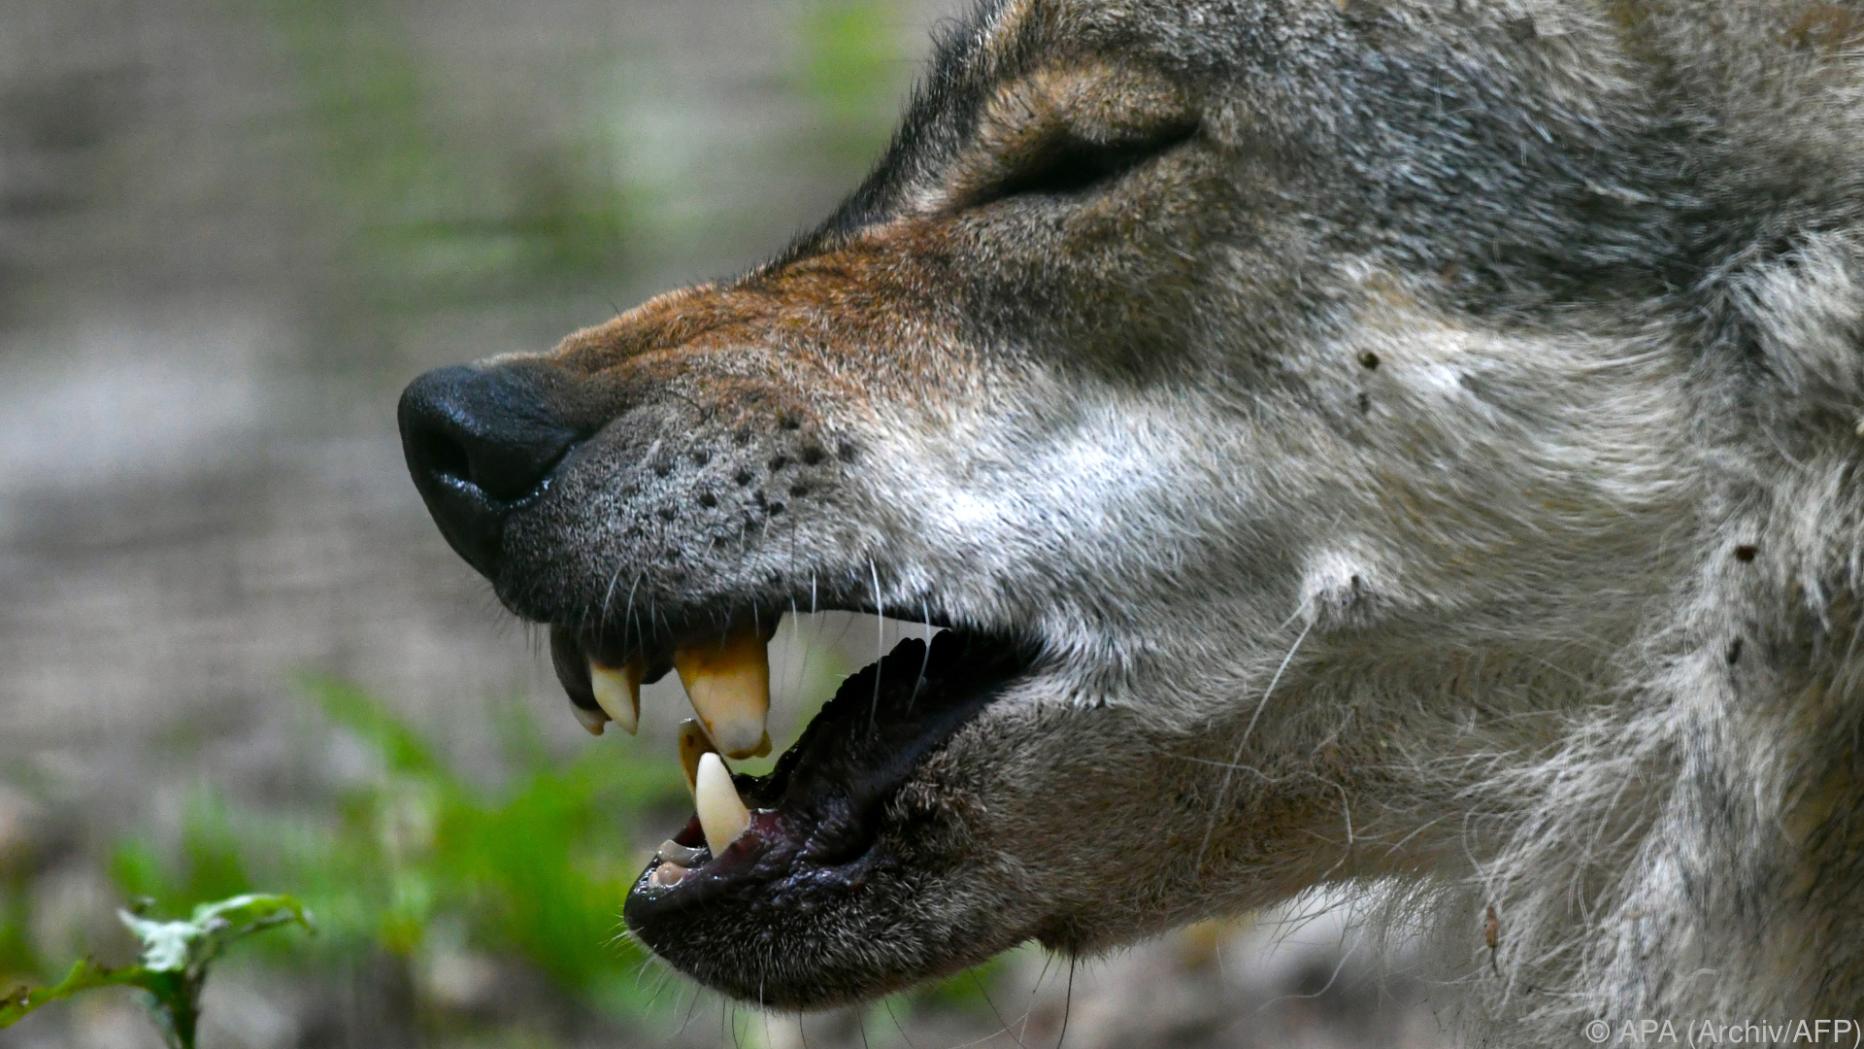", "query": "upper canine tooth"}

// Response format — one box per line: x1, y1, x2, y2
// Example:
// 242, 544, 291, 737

588, 658, 642, 734
571, 705, 608, 736
673, 630, 771, 759
677, 719, 714, 796
694, 752, 751, 856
